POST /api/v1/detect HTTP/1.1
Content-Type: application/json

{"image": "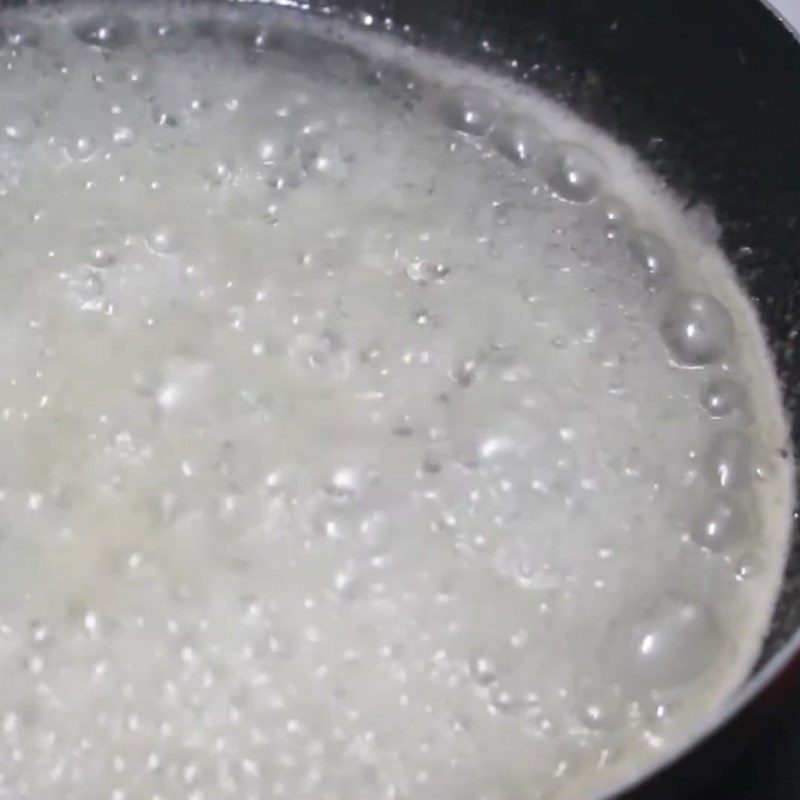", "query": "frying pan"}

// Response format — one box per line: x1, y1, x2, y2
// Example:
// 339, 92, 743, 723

358, 4, 800, 797
2, 0, 799, 798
